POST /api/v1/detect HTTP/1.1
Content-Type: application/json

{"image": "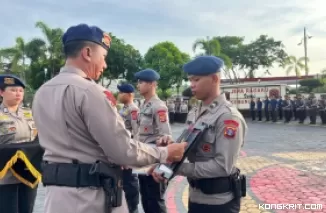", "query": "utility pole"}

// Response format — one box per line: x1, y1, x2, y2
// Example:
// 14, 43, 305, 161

303, 27, 308, 76
298, 27, 312, 76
